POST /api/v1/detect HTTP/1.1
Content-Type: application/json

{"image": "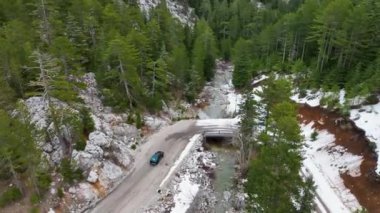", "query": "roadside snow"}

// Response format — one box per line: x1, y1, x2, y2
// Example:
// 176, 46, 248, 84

350, 102, 380, 174
196, 118, 239, 128
301, 122, 362, 212
171, 174, 200, 213
160, 134, 202, 187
